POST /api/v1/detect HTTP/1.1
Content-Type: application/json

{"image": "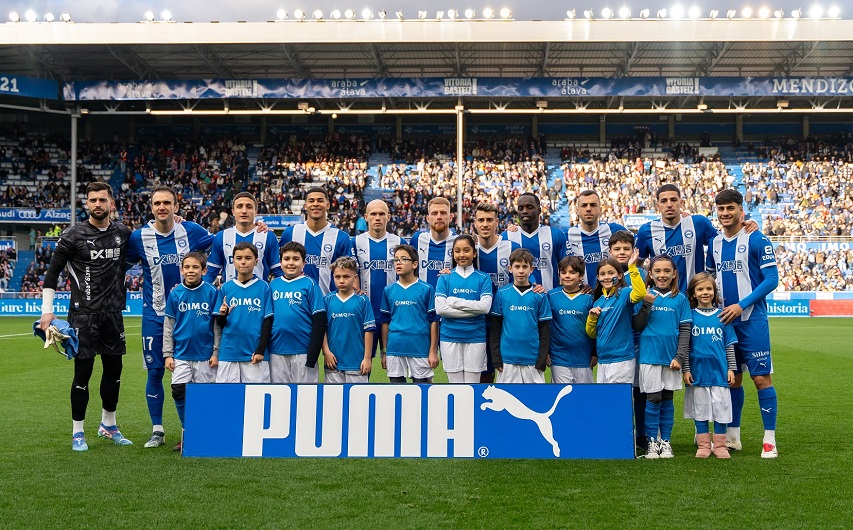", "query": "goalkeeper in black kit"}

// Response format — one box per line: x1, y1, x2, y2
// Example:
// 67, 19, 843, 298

39, 182, 133, 452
